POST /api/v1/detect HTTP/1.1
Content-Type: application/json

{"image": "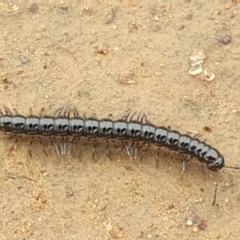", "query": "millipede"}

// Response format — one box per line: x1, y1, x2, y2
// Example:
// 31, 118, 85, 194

0, 104, 239, 205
